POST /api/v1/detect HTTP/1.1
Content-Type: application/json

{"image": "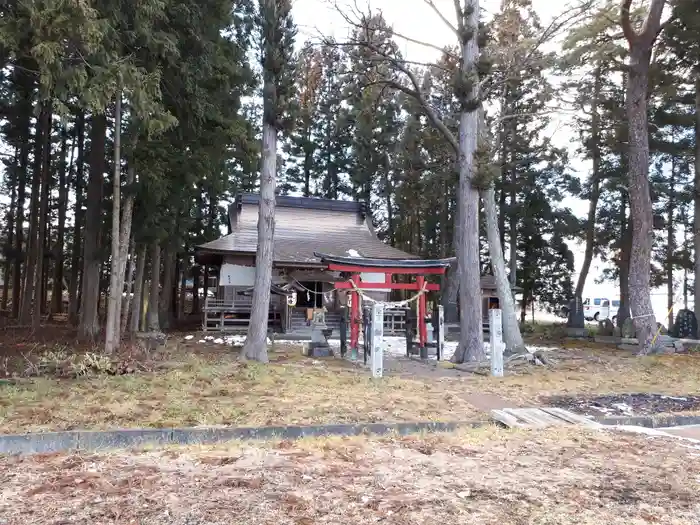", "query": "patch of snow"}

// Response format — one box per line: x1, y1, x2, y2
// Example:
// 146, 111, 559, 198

184, 335, 194, 340
213, 338, 224, 344
608, 425, 700, 446
204, 336, 214, 341
347, 249, 361, 257
198, 340, 206, 344
611, 402, 634, 416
